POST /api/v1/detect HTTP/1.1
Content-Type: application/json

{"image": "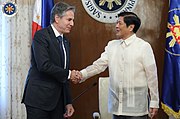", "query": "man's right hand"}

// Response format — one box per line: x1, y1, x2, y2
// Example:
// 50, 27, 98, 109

70, 70, 82, 84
